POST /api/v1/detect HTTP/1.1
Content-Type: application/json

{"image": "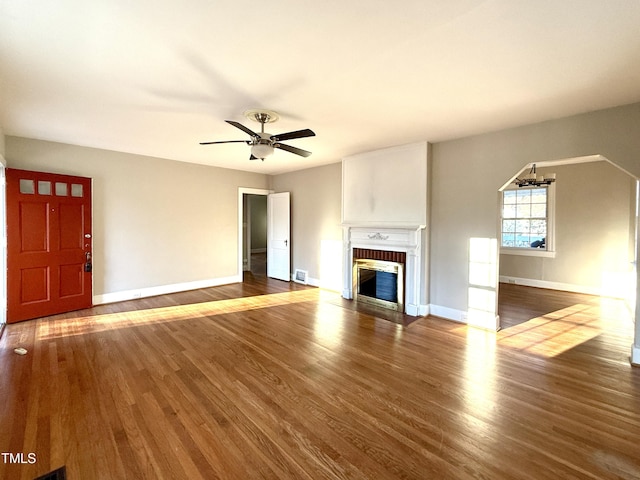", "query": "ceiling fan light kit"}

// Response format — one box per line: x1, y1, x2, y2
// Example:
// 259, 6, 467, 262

251, 142, 274, 159
200, 109, 315, 161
